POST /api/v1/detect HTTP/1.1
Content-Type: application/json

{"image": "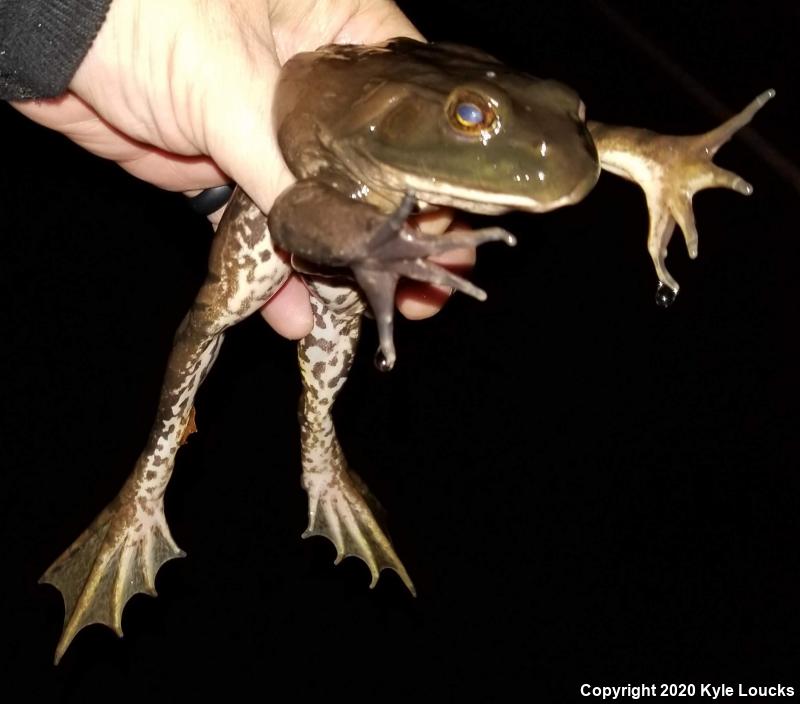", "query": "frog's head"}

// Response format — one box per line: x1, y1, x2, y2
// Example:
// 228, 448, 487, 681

332, 40, 600, 215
